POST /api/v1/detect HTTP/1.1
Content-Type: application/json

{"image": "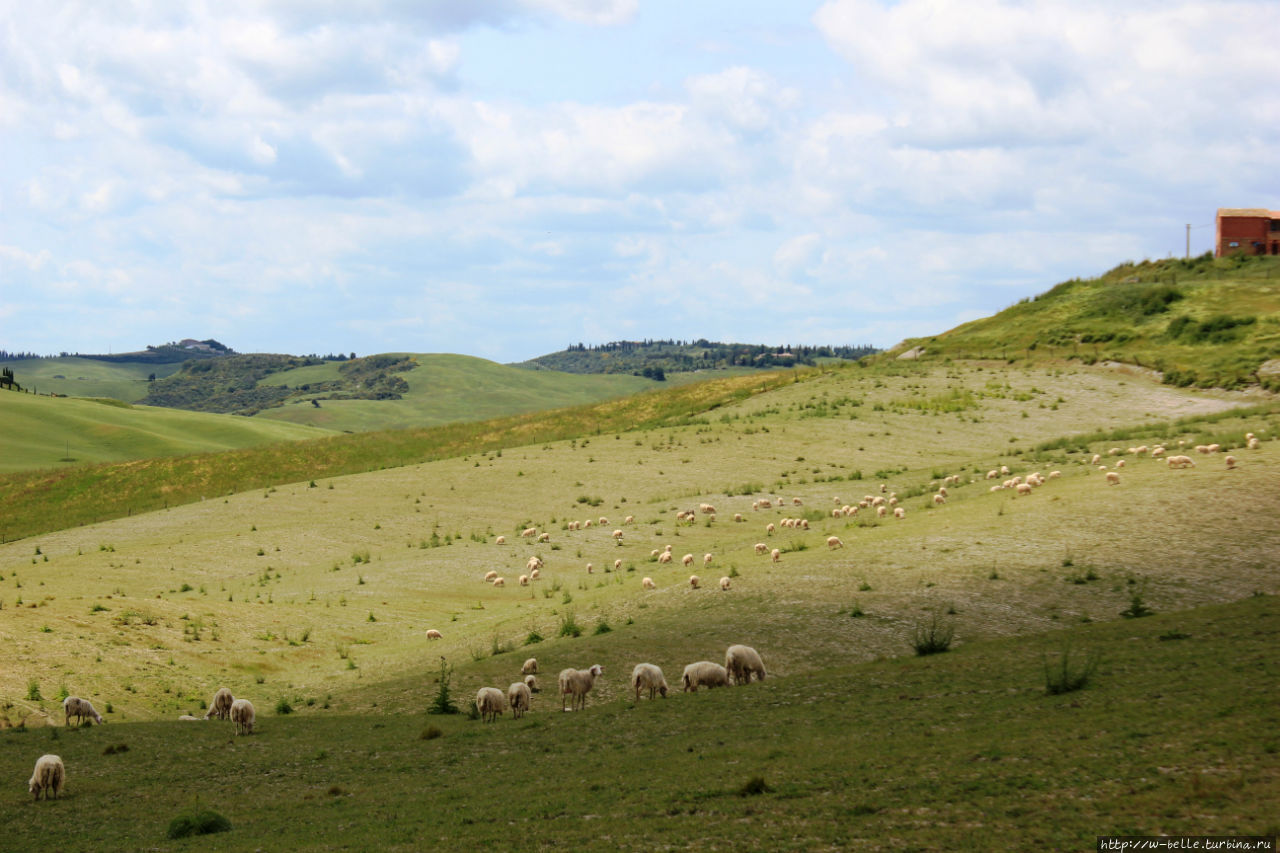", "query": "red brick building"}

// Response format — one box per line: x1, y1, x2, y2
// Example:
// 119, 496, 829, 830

1216, 208, 1280, 257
